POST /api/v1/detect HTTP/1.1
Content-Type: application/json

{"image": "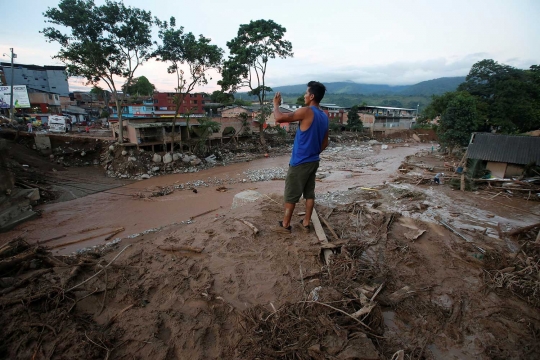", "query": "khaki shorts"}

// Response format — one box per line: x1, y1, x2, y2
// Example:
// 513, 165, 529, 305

284, 161, 319, 203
